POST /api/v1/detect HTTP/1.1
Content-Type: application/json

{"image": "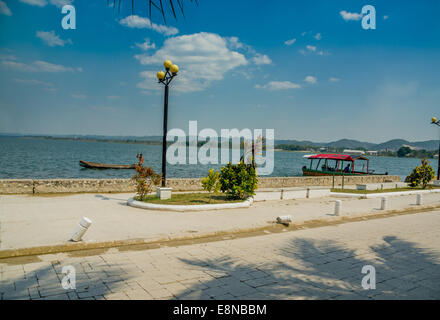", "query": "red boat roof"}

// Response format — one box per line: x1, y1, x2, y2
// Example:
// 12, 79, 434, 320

308, 154, 354, 161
